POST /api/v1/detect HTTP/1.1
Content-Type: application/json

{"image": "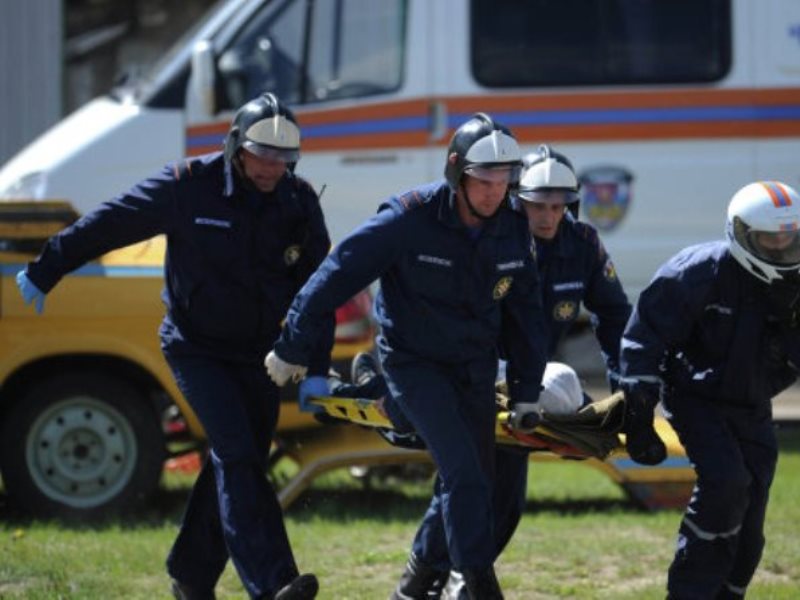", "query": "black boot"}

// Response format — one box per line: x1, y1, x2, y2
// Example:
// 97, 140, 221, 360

390, 553, 446, 600
462, 567, 503, 600
275, 573, 319, 600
